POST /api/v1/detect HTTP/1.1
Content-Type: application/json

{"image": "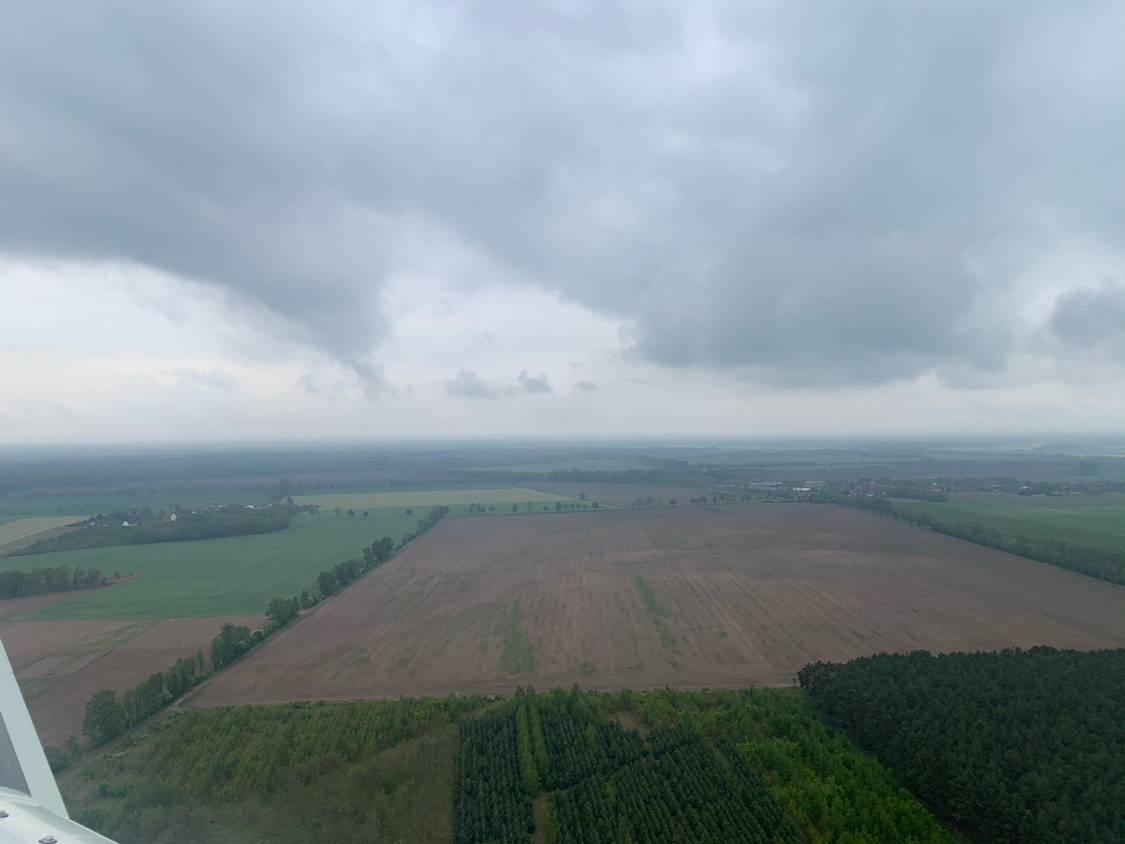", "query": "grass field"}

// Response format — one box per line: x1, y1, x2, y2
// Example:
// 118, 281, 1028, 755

293, 486, 586, 510
2, 510, 418, 620
890, 492, 1125, 550
0, 516, 79, 546
194, 505, 1125, 707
